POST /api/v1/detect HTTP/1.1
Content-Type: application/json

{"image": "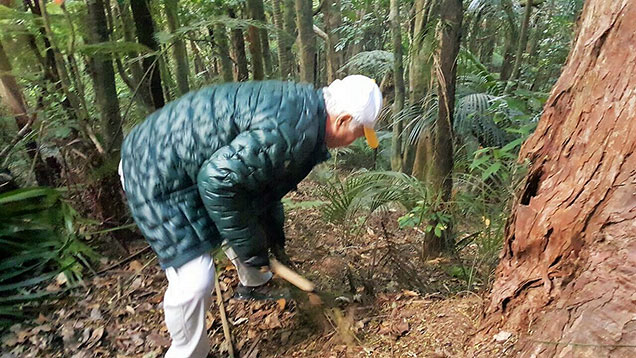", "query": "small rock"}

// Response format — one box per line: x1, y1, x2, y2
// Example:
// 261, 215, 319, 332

493, 331, 512, 342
